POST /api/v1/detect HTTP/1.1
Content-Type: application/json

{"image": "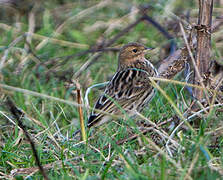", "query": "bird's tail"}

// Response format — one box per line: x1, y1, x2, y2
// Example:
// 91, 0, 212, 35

87, 114, 98, 128
72, 114, 98, 138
